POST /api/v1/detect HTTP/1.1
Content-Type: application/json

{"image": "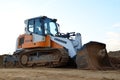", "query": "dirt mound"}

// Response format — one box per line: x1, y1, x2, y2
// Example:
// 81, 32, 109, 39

0, 55, 4, 68
0, 55, 20, 68
108, 51, 120, 57
108, 51, 120, 68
